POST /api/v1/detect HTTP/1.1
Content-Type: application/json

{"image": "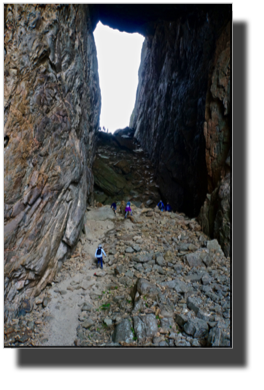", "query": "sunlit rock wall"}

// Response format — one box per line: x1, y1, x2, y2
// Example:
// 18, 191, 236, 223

4, 4, 100, 317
